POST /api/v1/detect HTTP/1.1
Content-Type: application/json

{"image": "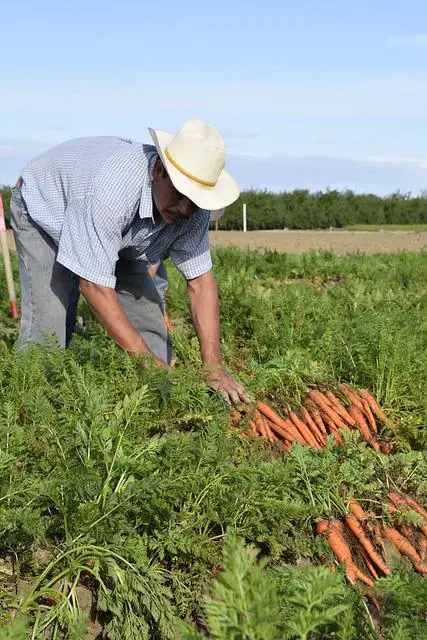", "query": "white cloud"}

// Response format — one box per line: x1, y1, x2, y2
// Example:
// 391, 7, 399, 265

386, 35, 427, 50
